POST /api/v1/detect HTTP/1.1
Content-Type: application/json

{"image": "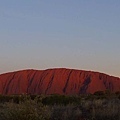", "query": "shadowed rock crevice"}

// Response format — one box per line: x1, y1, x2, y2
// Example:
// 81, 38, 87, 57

63, 70, 73, 93
4, 73, 16, 94
45, 72, 55, 94
27, 71, 37, 93
15, 76, 21, 93
35, 70, 49, 93
79, 77, 91, 94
